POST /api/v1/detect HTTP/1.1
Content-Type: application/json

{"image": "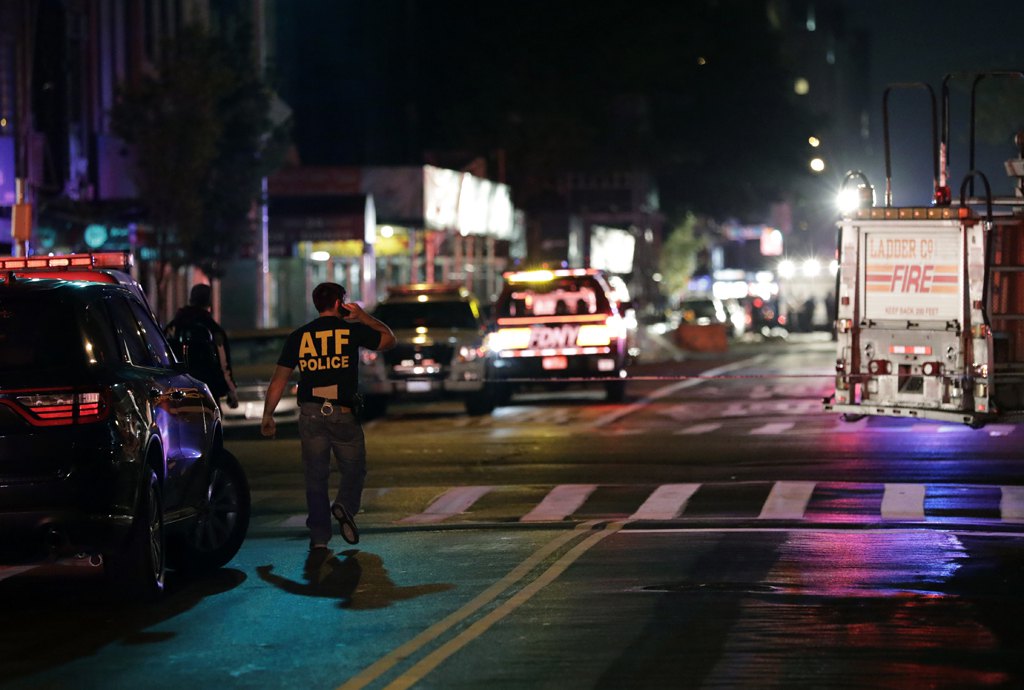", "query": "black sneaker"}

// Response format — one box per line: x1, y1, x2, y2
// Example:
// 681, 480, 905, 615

331, 503, 360, 544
